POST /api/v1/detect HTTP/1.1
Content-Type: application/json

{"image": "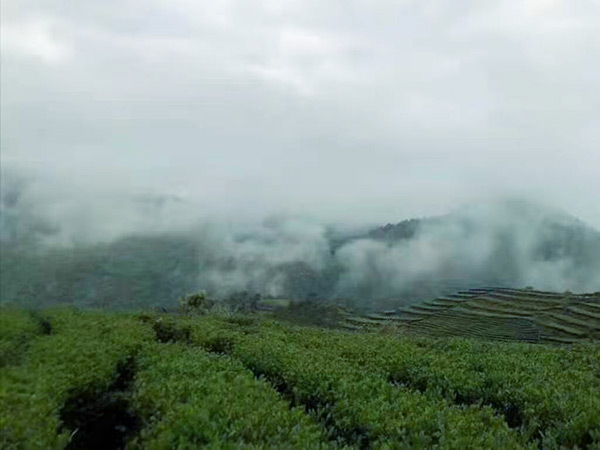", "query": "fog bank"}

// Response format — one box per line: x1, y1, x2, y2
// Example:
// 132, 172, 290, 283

2, 167, 599, 310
